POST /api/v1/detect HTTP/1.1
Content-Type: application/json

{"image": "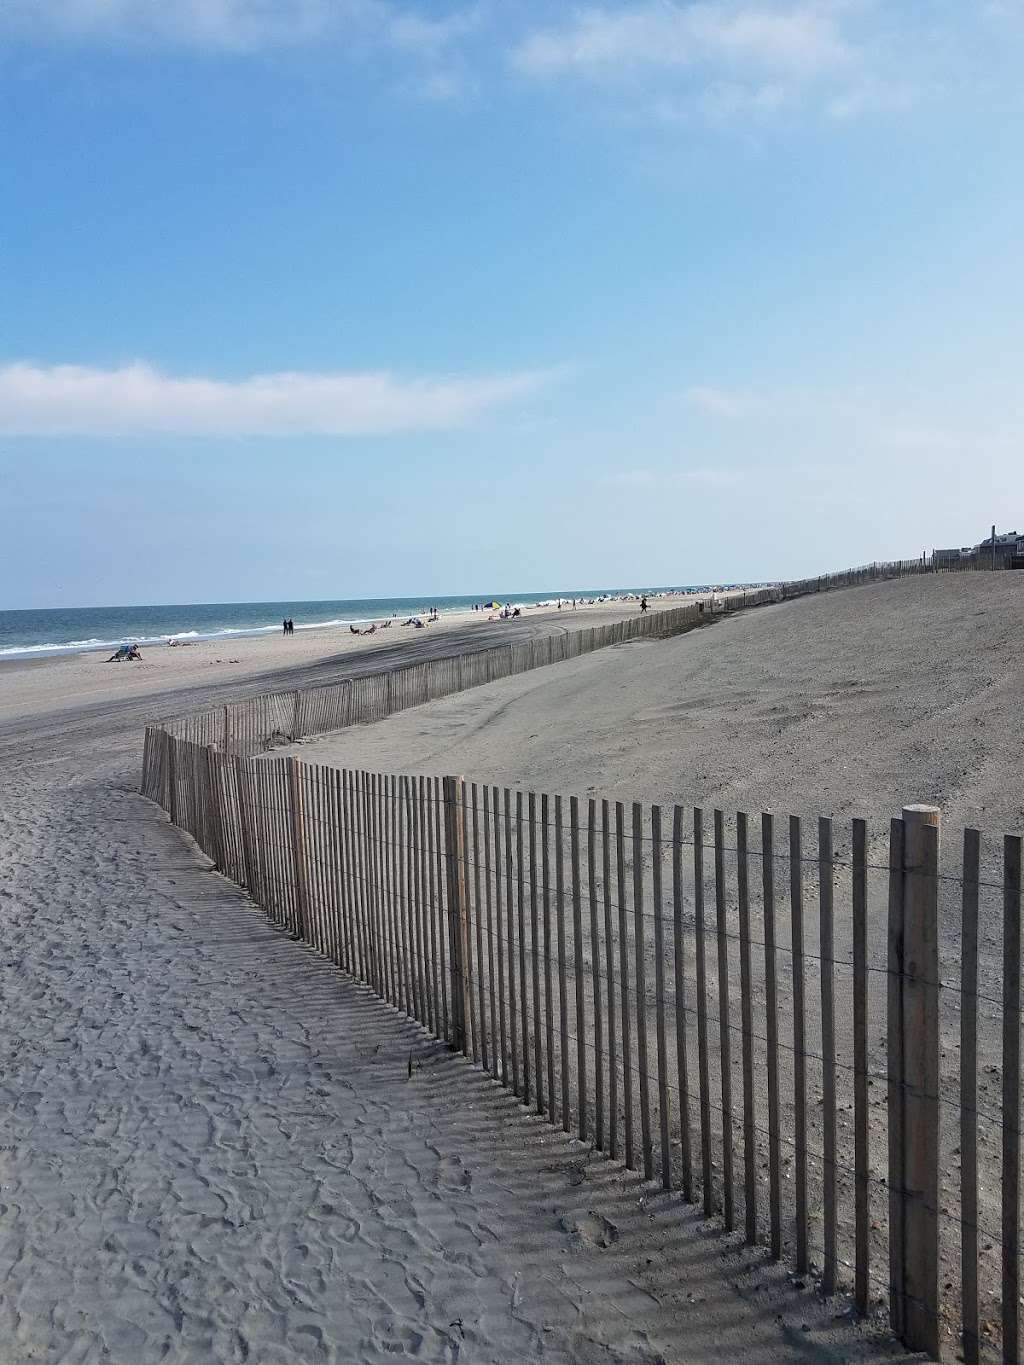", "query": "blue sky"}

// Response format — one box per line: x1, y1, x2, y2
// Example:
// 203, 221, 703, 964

2, 1, 1023, 607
